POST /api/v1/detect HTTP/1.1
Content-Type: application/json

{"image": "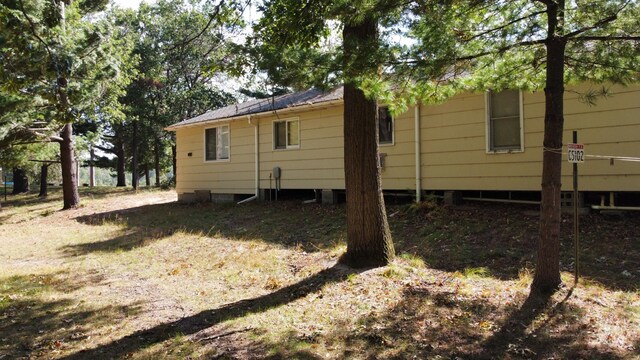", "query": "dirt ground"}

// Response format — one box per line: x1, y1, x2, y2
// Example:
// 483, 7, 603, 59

0, 188, 638, 359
